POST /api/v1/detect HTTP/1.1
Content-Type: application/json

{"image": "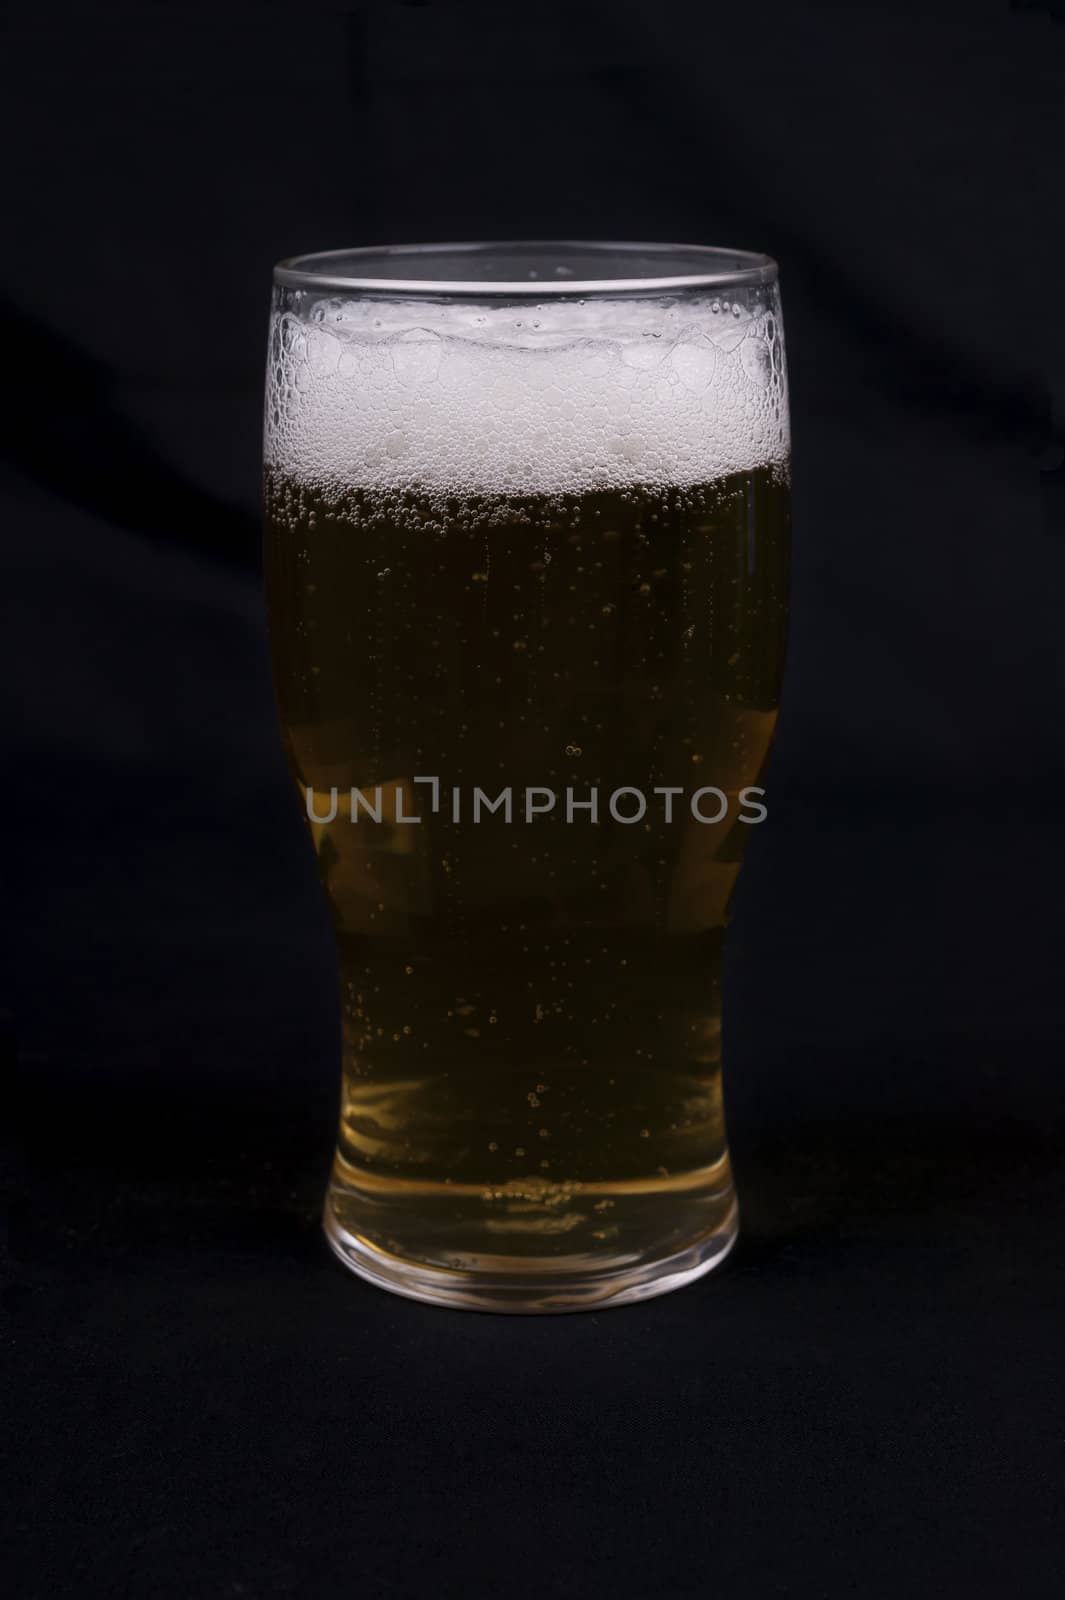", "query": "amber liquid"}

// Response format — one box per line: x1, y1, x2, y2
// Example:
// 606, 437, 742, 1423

265, 468, 789, 1300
